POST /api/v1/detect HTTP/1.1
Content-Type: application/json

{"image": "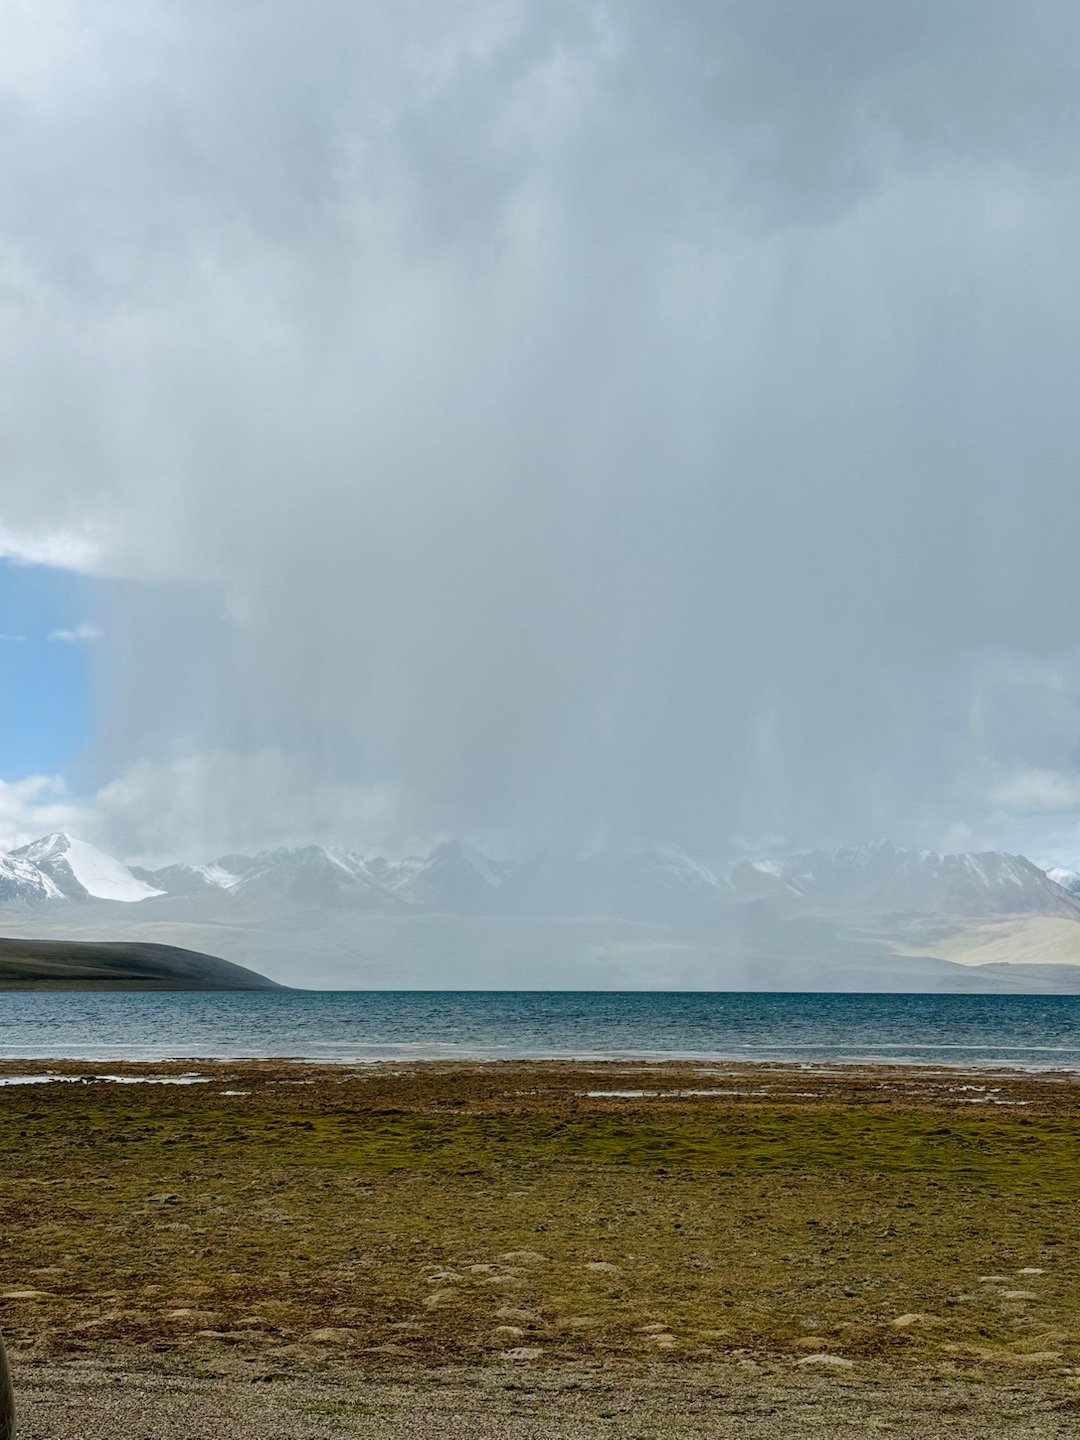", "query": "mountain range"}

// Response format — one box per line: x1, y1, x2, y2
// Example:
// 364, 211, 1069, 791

2, 832, 1079, 991
7, 832, 1074, 923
